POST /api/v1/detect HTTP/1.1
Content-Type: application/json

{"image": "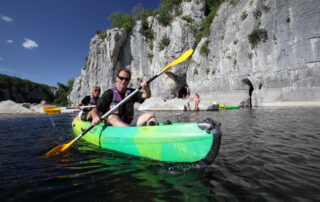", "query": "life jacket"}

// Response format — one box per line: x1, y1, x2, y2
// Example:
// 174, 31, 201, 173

109, 88, 134, 123
89, 95, 98, 105
83, 95, 99, 112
